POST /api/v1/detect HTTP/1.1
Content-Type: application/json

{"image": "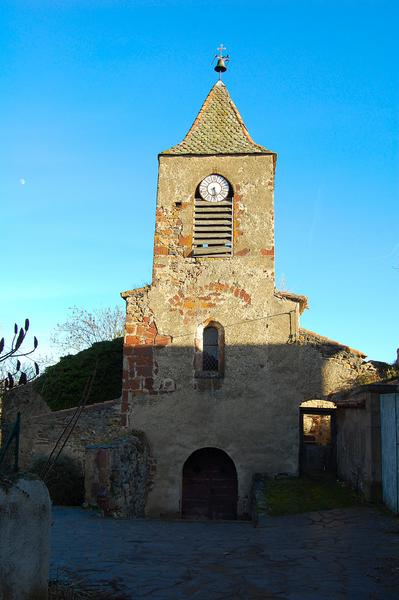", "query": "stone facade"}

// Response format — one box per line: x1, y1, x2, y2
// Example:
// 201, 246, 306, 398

120, 81, 377, 517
